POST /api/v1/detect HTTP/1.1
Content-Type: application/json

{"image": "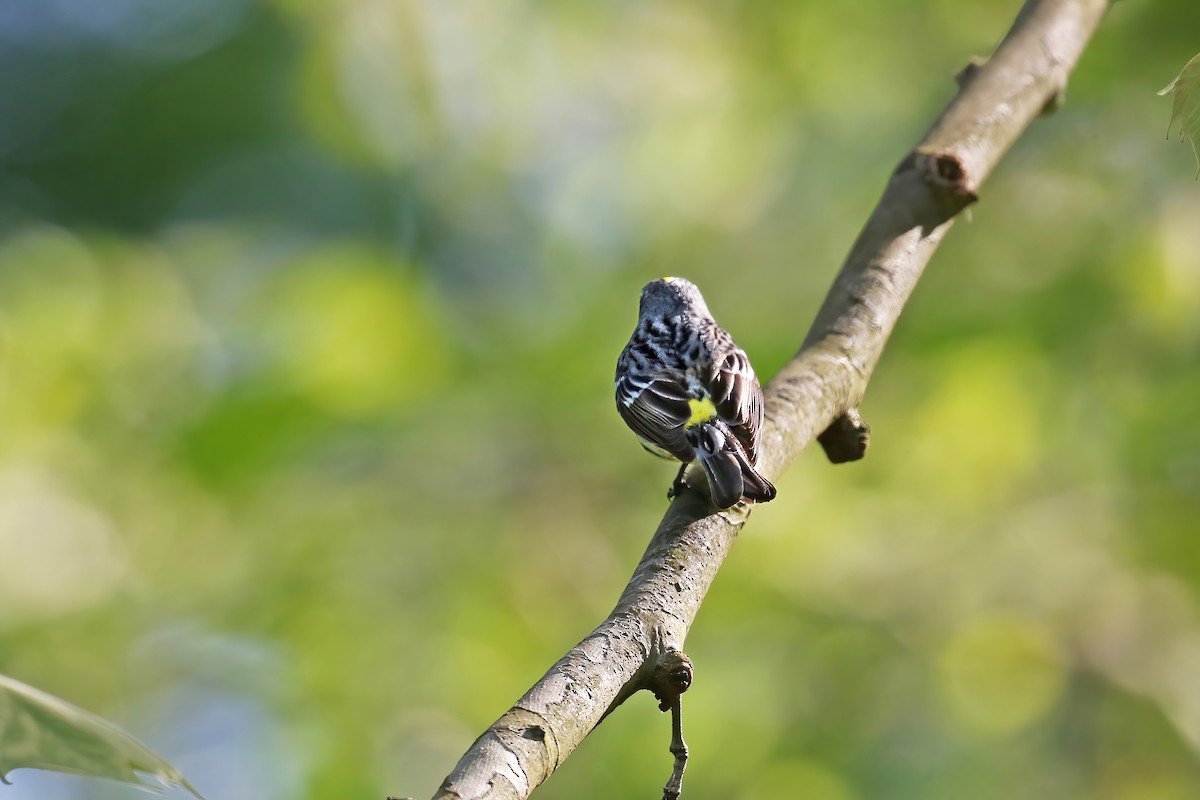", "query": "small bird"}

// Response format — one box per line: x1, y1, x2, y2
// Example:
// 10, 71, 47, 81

615, 277, 776, 509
